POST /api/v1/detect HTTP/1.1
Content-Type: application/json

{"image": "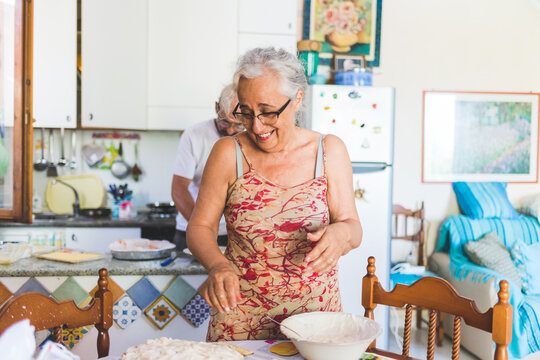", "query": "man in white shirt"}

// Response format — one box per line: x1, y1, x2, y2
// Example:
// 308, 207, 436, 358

171, 84, 244, 250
